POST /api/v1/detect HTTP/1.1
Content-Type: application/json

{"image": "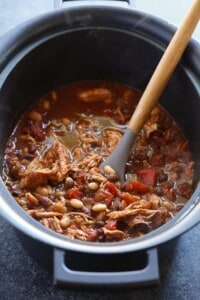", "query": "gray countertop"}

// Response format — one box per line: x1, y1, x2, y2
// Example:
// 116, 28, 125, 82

0, 1, 200, 299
